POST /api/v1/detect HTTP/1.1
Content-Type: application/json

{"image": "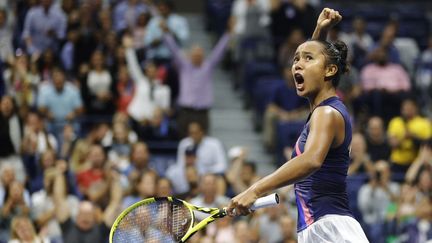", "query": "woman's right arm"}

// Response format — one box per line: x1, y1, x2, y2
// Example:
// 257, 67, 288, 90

311, 8, 342, 41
